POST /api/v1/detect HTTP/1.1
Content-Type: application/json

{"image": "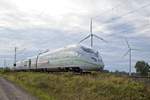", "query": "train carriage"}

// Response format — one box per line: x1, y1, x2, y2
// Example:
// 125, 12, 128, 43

15, 45, 104, 72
